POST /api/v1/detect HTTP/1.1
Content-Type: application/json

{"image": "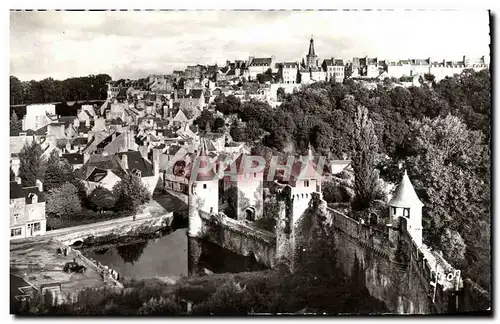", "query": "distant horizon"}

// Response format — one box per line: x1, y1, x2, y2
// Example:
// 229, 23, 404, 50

10, 10, 491, 81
